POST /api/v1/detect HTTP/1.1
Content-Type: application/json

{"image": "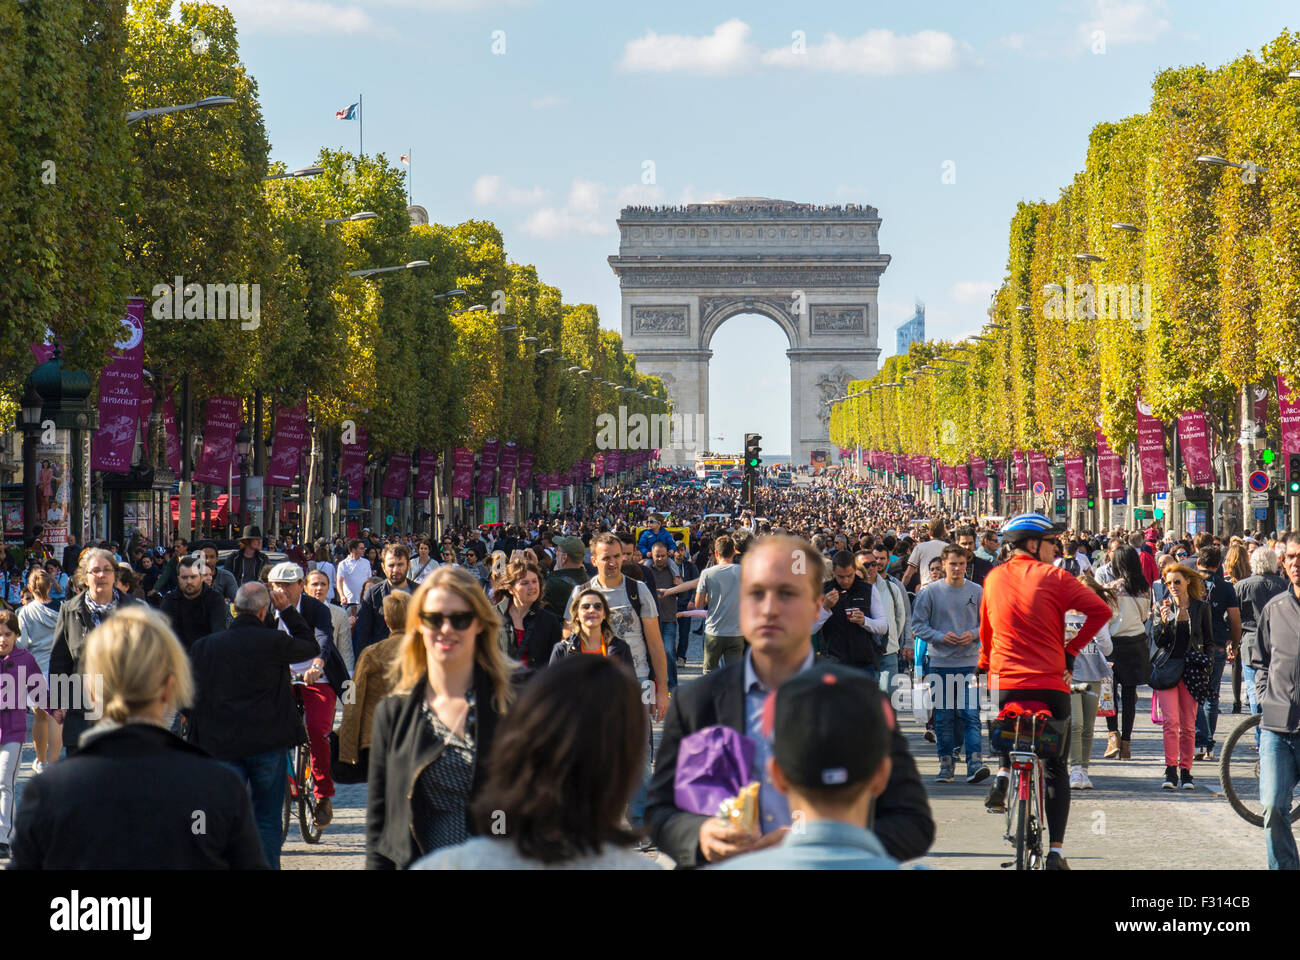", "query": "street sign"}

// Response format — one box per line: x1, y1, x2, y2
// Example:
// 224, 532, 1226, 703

1055, 487, 1066, 500
1155, 491, 1168, 501
384, 514, 394, 526
1248, 470, 1270, 493
482, 497, 499, 524
1255, 507, 1269, 520
1113, 495, 1127, 505
1032, 481, 1046, 496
